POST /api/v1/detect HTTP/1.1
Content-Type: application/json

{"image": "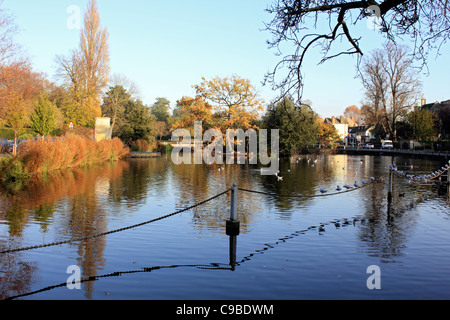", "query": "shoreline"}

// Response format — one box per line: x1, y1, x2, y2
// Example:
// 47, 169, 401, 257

337, 148, 450, 160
